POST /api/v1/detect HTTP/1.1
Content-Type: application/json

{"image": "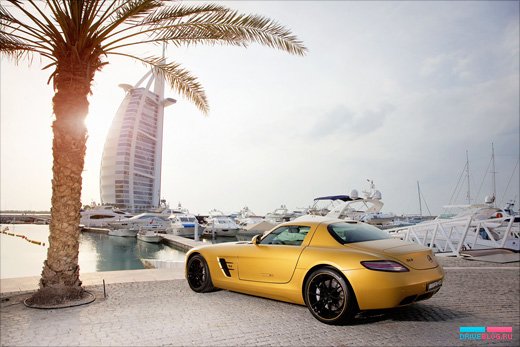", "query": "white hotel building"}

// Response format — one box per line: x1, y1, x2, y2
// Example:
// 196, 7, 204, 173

99, 69, 175, 212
